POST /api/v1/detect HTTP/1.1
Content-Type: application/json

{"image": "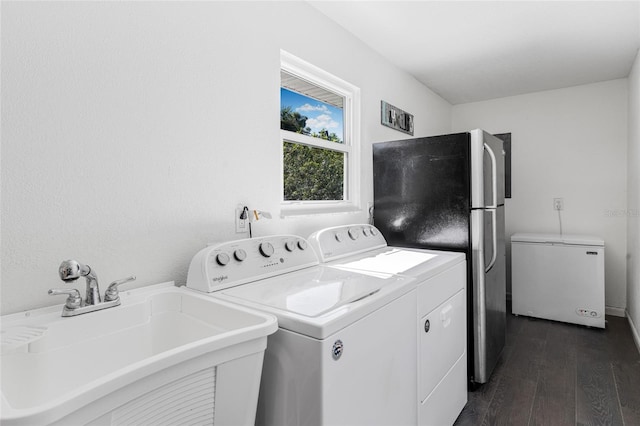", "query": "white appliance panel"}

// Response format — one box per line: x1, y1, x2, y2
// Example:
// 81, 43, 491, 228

186, 235, 318, 293
323, 290, 417, 426
511, 233, 603, 246
309, 224, 468, 425
419, 355, 467, 426
255, 290, 418, 426
308, 224, 388, 262
419, 289, 465, 403
511, 233, 605, 328
186, 234, 419, 425
417, 261, 466, 317
215, 267, 414, 339
309, 224, 465, 280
